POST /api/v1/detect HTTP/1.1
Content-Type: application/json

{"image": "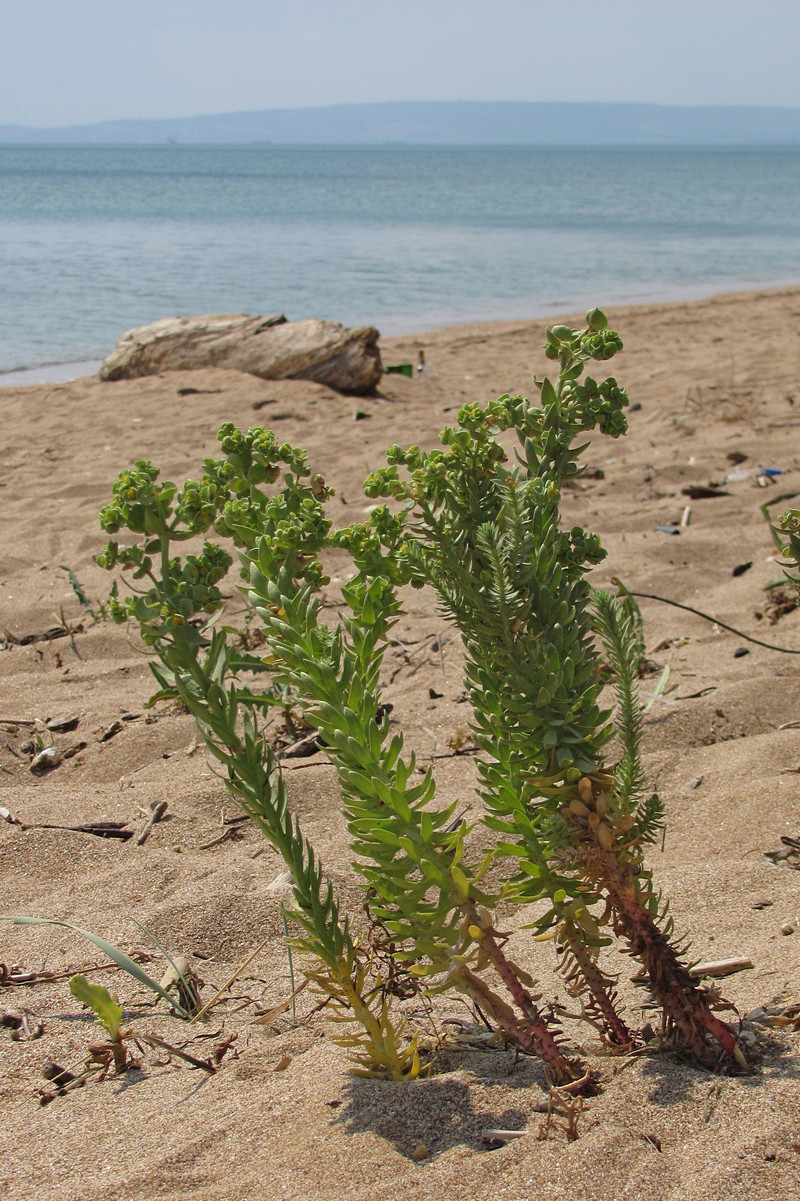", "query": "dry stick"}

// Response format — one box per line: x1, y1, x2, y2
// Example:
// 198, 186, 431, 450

58, 606, 81, 660
689, 957, 754, 979
626, 590, 800, 653
277, 730, 322, 759
135, 800, 168, 846
4, 958, 149, 987
198, 827, 241, 850
139, 1033, 216, 1072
